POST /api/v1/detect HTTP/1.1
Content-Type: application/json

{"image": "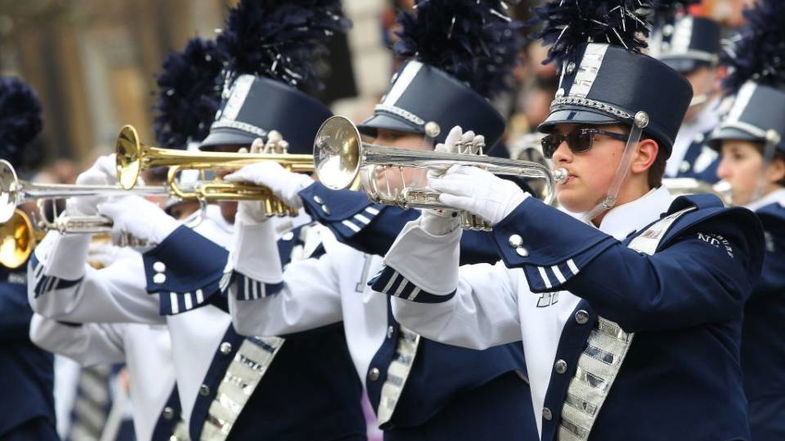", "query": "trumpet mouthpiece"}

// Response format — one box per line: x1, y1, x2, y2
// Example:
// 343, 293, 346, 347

552, 168, 568, 183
